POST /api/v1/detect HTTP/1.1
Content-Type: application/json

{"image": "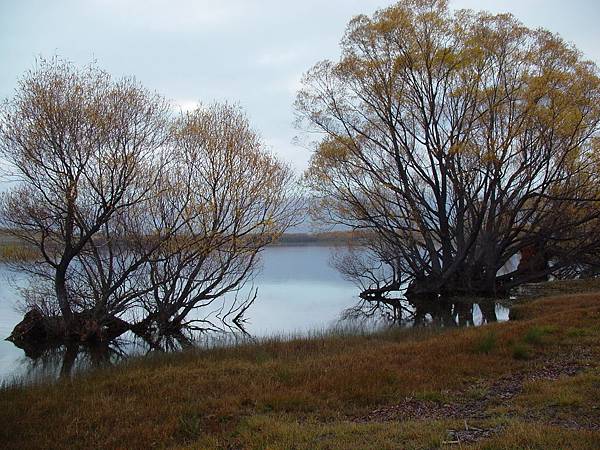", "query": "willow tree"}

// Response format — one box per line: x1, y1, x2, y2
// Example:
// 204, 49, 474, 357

134, 104, 299, 339
0, 58, 170, 337
297, 0, 600, 298
2, 59, 300, 344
